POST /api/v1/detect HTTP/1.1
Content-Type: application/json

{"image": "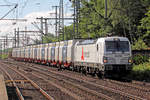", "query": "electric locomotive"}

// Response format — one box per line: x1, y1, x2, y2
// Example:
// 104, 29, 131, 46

12, 36, 132, 78
73, 37, 132, 77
